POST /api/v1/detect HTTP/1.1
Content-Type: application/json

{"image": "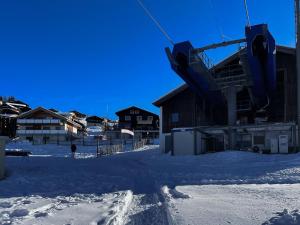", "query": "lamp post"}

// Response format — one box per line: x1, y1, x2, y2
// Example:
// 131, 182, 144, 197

0, 136, 8, 180
296, 0, 300, 149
